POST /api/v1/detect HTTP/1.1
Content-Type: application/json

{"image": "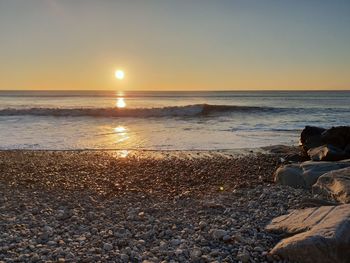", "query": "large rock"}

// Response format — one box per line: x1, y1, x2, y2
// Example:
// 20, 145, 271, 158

313, 167, 350, 203
300, 126, 350, 161
274, 160, 350, 189
308, 144, 350, 161
266, 204, 350, 263
322, 126, 350, 150
300, 126, 326, 151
